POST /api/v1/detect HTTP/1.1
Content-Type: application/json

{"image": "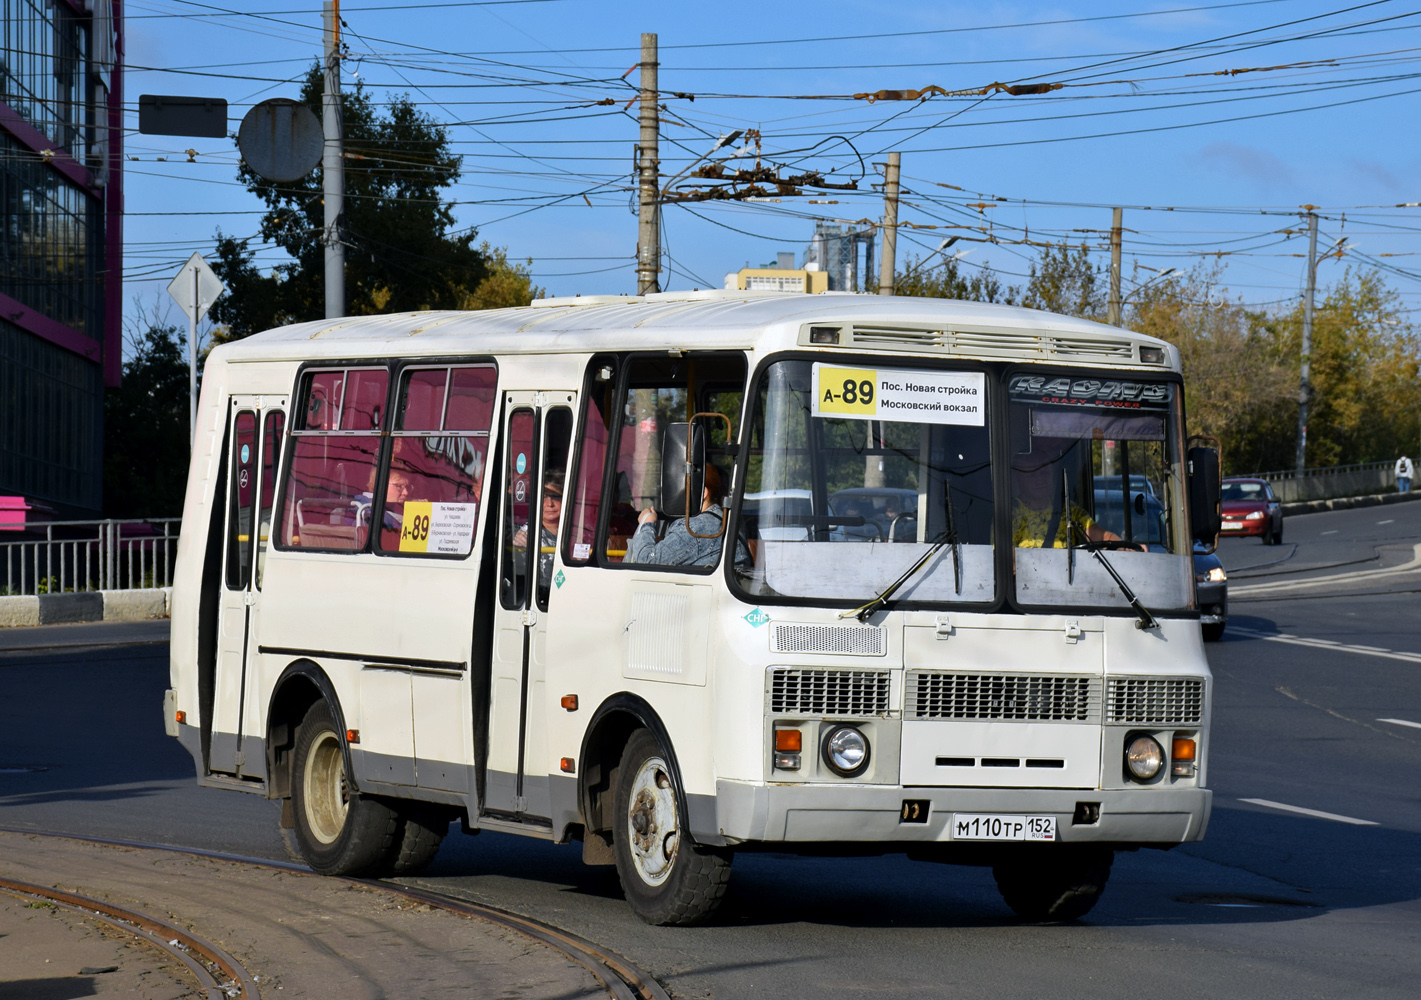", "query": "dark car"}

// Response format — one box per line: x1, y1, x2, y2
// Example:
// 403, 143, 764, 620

1091, 488, 1167, 548
1193, 542, 1227, 641
1220, 477, 1283, 544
